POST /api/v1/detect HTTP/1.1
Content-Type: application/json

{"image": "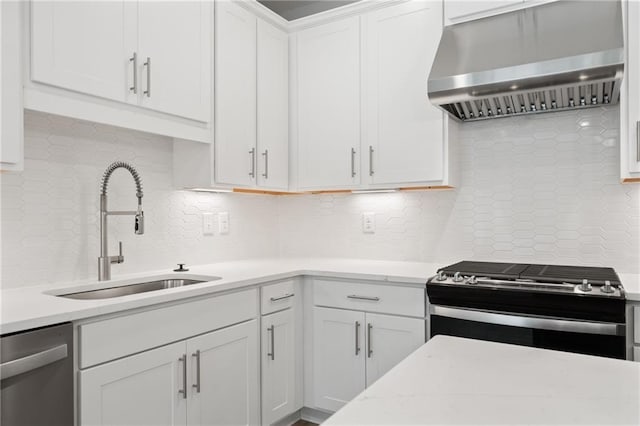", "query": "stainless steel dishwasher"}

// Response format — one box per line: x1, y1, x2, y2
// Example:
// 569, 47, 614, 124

1, 322, 73, 426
